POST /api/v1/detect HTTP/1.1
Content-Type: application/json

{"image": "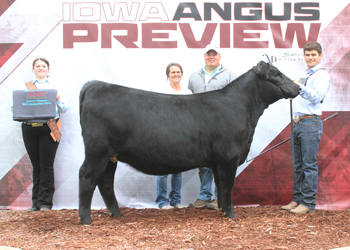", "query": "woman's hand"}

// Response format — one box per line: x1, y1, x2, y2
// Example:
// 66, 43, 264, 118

56, 91, 61, 101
